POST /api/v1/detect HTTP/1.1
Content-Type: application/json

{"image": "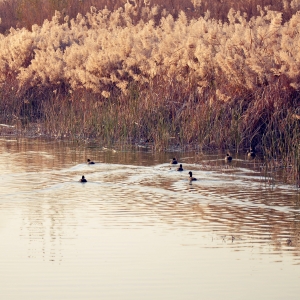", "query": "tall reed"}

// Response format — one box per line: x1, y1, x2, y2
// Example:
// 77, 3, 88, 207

0, 2, 299, 184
